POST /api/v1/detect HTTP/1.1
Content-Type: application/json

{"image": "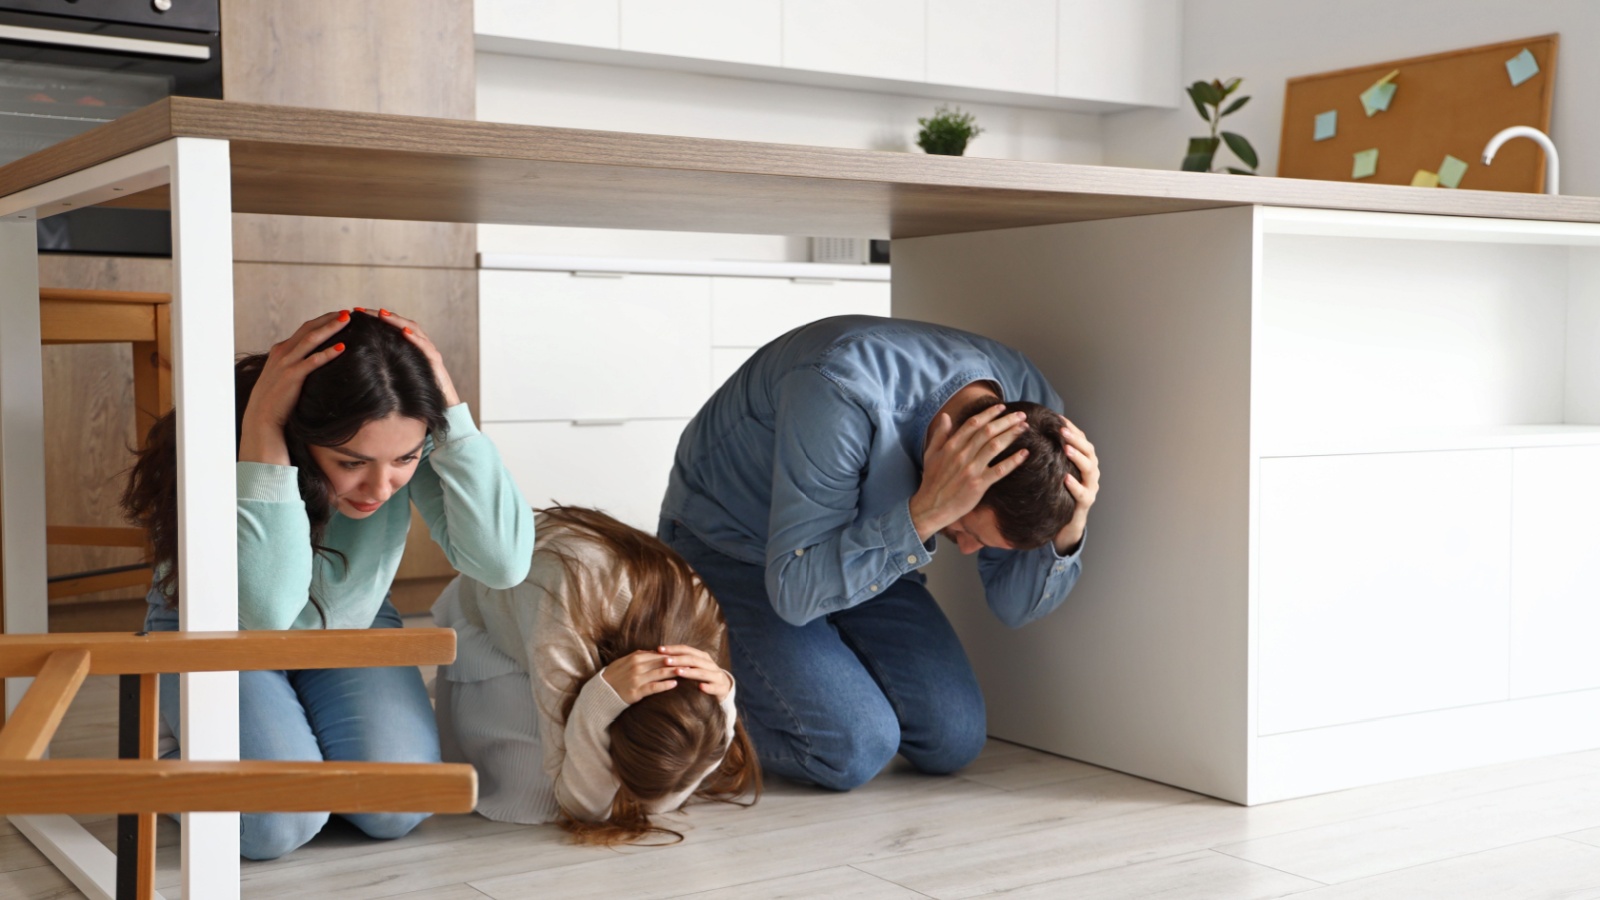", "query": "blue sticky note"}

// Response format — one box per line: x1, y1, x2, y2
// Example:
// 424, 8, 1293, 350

1438, 154, 1468, 189
1506, 49, 1539, 86
1314, 110, 1337, 141
1352, 148, 1378, 180
1360, 81, 1397, 117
